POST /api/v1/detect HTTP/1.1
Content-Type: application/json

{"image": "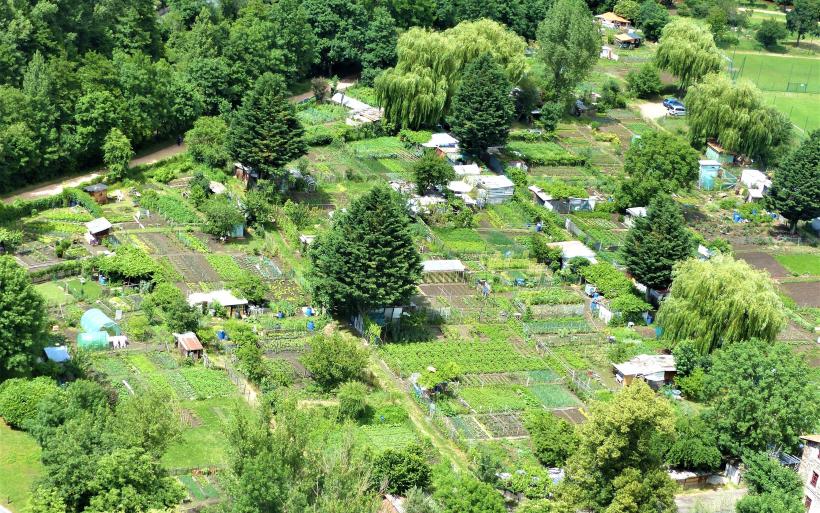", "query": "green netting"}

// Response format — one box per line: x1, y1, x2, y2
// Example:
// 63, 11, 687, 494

77, 331, 109, 351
